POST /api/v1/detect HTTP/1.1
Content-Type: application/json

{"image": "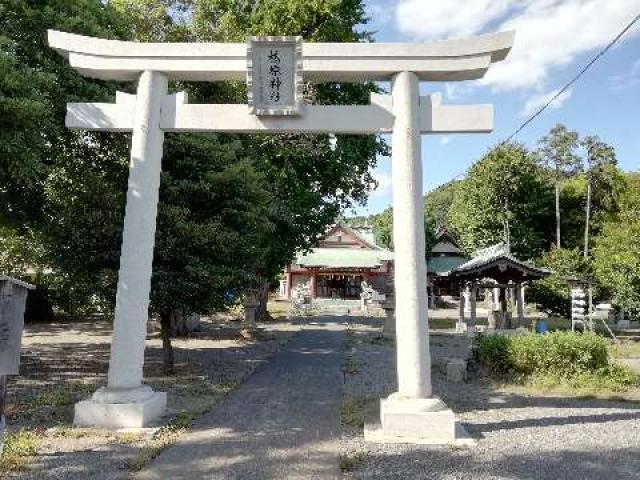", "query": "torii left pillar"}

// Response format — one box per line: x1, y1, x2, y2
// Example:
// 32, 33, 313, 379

74, 71, 168, 428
